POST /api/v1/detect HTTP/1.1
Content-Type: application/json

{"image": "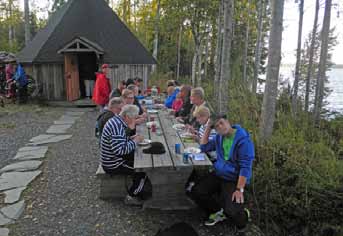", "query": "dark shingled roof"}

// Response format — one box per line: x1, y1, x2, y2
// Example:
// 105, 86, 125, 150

17, 0, 156, 64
